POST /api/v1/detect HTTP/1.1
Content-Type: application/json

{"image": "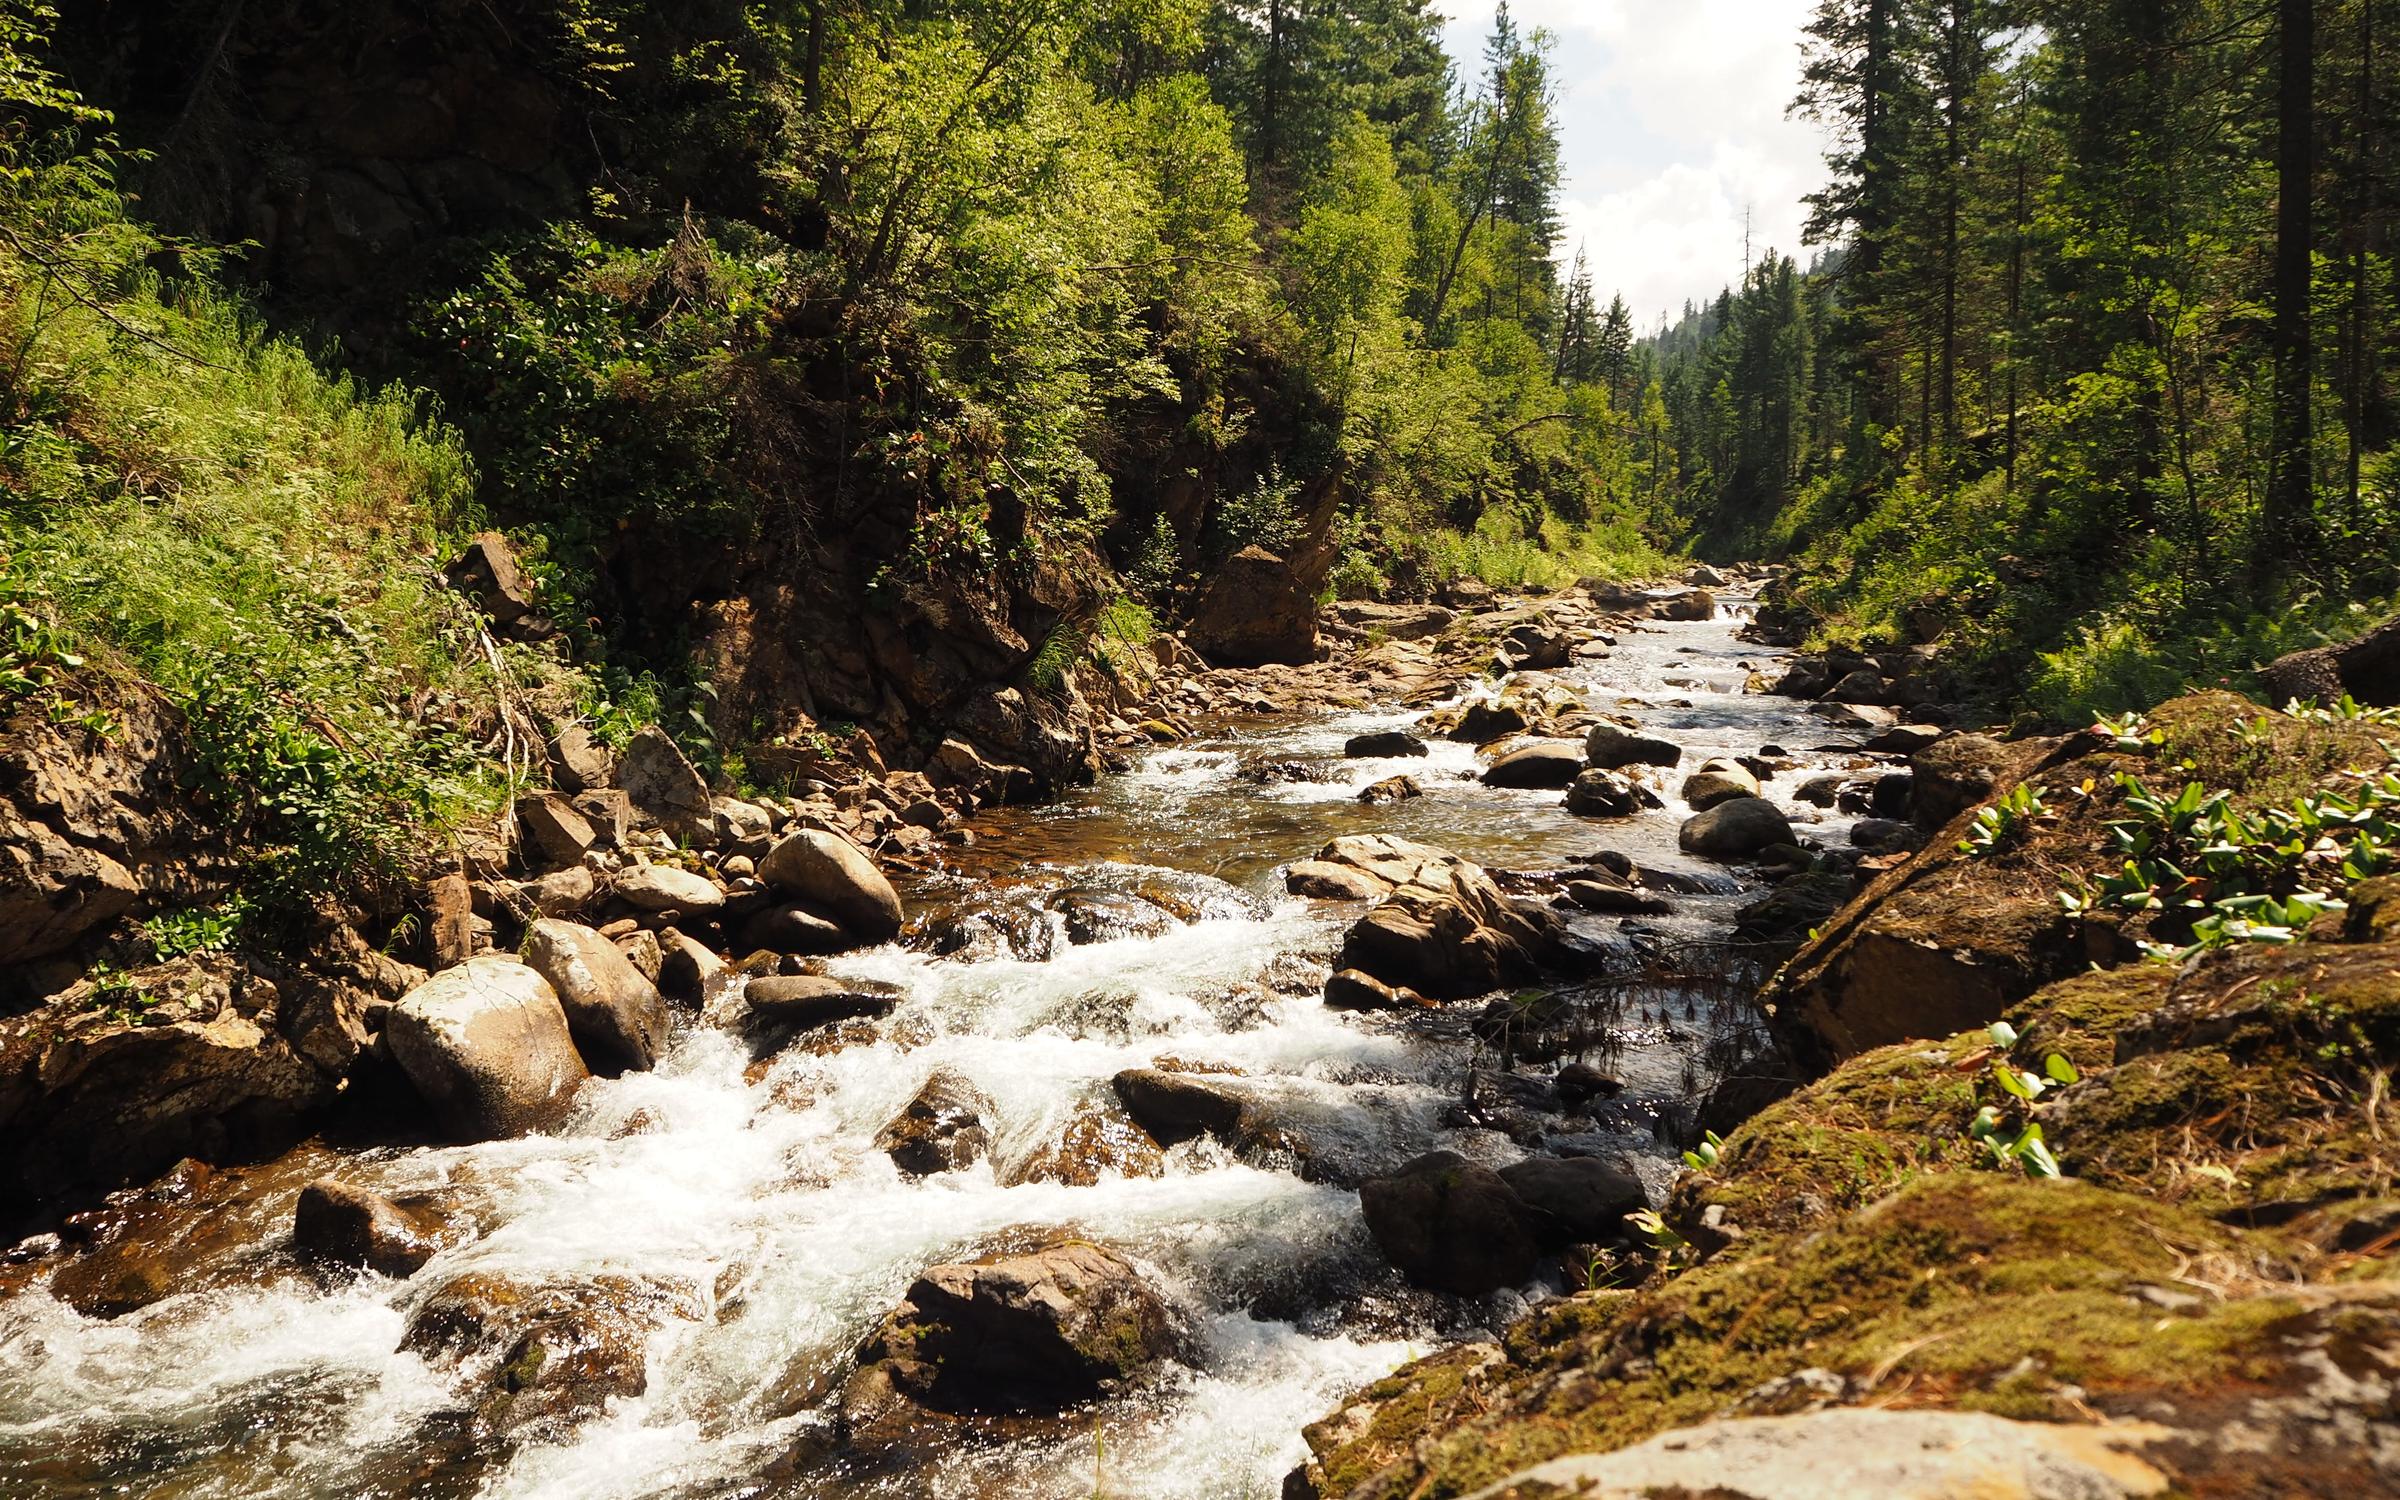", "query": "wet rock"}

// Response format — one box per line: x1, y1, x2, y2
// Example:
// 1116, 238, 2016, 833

1678, 797, 1796, 860
402, 1271, 703, 1437
1851, 817, 1920, 854
1564, 769, 1660, 818
1680, 757, 1761, 810
515, 793, 595, 870
1358, 1151, 1542, 1295
1335, 854, 1563, 1000
1654, 589, 1715, 621
655, 928, 723, 1006
1005, 1101, 1167, 1186
1345, 730, 1428, 758
1184, 546, 1320, 667
759, 829, 904, 944
1238, 756, 1346, 785
1323, 968, 1431, 1011
517, 918, 670, 1075
742, 901, 851, 956
386, 956, 589, 1141
548, 723, 613, 793
1828, 667, 1890, 705
1862, 722, 1945, 754
293, 1178, 439, 1277
1358, 774, 1424, 806
1495, 1156, 1646, 1247
1482, 741, 1586, 789
1562, 879, 1671, 916
614, 863, 724, 915
743, 974, 901, 1033
1051, 888, 1179, 946
1286, 860, 1389, 901
617, 726, 712, 832
1585, 722, 1683, 769
1440, 700, 1531, 743
1735, 871, 1854, 947
1795, 772, 1851, 807
1112, 1067, 1250, 1145
876, 1068, 994, 1177
849, 1241, 1178, 1415
1553, 1062, 1624, 1107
